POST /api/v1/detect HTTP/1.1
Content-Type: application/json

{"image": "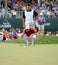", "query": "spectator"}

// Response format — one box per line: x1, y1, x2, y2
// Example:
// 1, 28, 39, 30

21, 2, 26, 11
1, 29, 11, 40
0, 0, 56, 18
0, 5, 5, 18
31, 4, 37, 10
56, 31, 58, 36
0, 30, 4, 41
7, 8, 12, 18
1, 1, 5, 7
11, 8, 17, 17
36, 4, 40, 11
30, 0, 35, 5
36, 12, 46, 35
45, 31, 51, 36
47, 9, 56, 18
52, 32, 56, 37
7, 0, 12, 9
17, 1, 24, 8
34, 0, 38, 4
